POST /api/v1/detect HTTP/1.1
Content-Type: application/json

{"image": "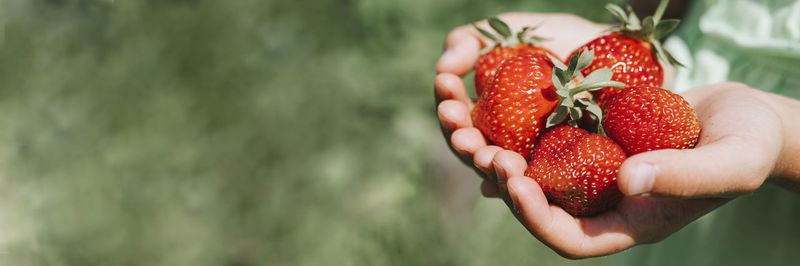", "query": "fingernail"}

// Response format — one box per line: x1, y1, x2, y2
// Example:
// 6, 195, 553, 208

628, 164, 655, 196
